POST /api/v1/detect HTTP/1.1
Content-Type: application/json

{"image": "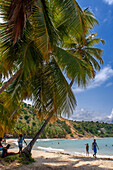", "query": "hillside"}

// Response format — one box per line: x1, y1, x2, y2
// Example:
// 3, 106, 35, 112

11, 103, 113, 138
